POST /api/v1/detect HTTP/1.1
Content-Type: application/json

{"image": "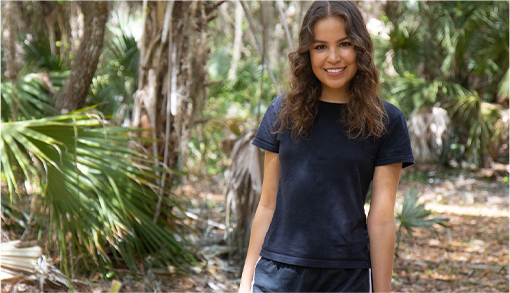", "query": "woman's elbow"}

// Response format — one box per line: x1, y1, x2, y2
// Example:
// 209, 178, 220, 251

367, 212, 395, 228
